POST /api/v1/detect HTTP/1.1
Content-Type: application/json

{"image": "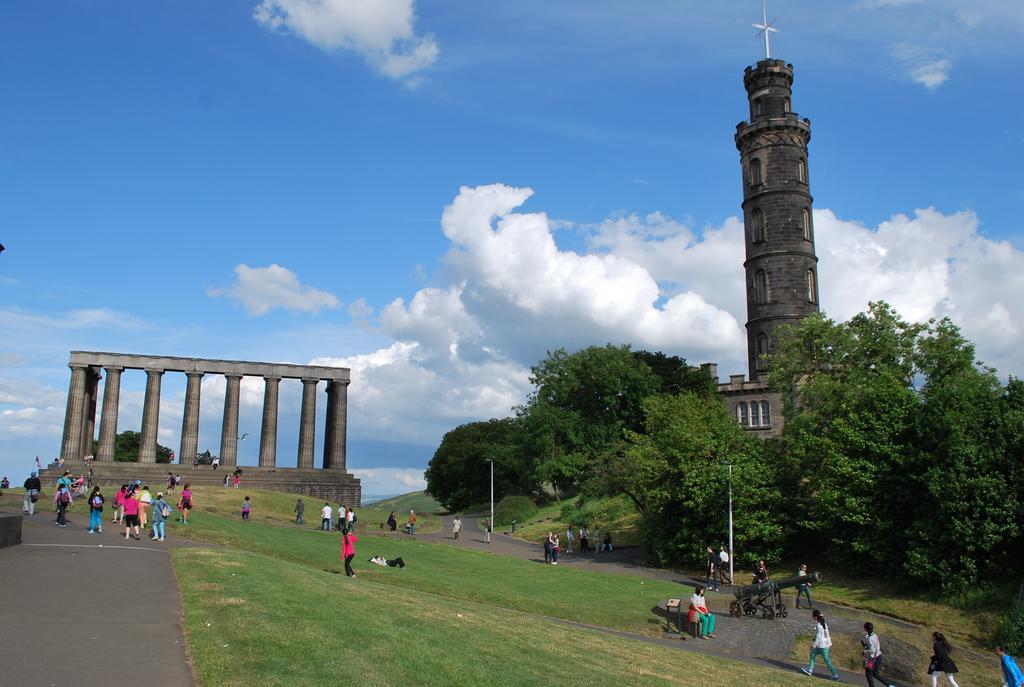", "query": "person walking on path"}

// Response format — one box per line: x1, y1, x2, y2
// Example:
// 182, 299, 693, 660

178, 483, 192, 525
688, 586, 716, 639
54, 484, 72, 527
151, 492, 170, 542
241, 496, 251, 520
138, 485, 153, 529
565, 526, 574, 554
166, 472, 175, 494
861, 622, 896, 687
341, 528, 359, 578
56, 470, 73, 493
592, 527, 601, 554
387, 511, 397, 532
294, 498, 305, 526
802, 609, 840, 680
928, 632, 959, 687
113, 484, 127, 524
452, 516, 461, 540
796, 563, 814, 609
346, 506, 355, 532
579, 526, 589, 553
87, 486, 104, 534
22, 471, 41, 515
321, 503, 333, 531
122, 485, 142, 540
718, 545, 731, 586
408, 510, 417, 535
544, 532, 553, 563
998, 645, 1024, 687
483, 517, 491, 543
705, 547, 718, 592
